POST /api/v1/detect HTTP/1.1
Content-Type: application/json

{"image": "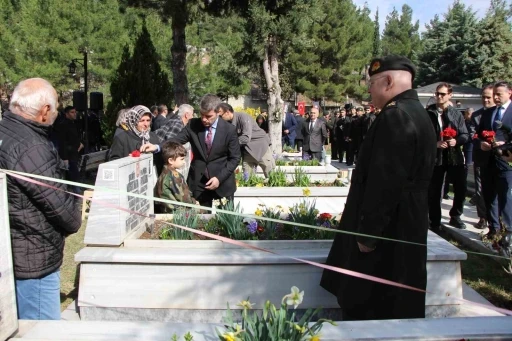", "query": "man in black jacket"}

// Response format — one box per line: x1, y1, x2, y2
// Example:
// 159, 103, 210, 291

427, 83, 469, 230
335, 108, 348, 163
321, 55, 437, 321
0, 78, 81, 320
54, 106, 83, 193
